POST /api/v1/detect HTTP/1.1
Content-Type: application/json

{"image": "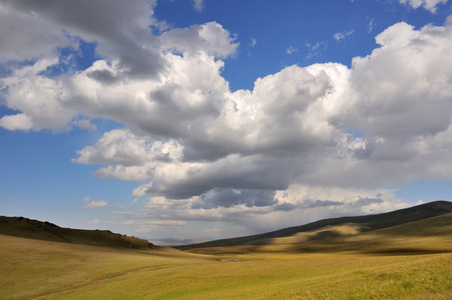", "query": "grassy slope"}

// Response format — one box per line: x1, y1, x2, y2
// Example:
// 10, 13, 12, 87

1, 233, 451, 299
176, 200, 452, 250
0, 233, 213, 300
186, 213, 452, 255
0, 216, 152, 249
290, 212, 452, 254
